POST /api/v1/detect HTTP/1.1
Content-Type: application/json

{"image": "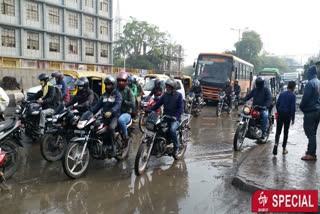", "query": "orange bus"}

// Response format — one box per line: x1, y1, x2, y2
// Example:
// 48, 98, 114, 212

193, 53, 254, 101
